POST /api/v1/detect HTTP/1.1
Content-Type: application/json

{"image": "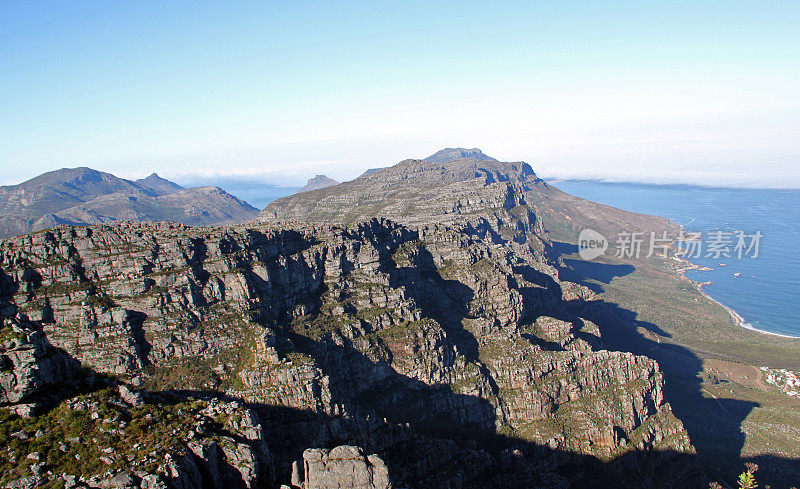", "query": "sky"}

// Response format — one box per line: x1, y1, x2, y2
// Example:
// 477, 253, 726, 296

1, 1, 799, 188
